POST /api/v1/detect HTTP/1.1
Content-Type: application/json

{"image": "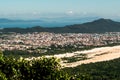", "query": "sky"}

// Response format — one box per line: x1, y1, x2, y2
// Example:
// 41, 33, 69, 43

0, 0, 120, 19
